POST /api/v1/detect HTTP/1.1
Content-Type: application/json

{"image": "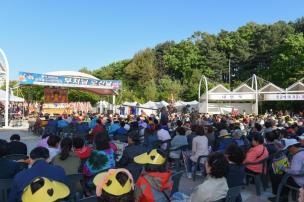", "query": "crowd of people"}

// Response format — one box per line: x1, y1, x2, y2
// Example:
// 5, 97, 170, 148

1, 109, 304, 202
